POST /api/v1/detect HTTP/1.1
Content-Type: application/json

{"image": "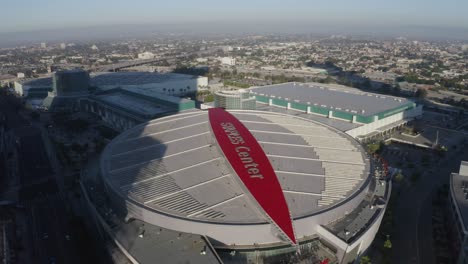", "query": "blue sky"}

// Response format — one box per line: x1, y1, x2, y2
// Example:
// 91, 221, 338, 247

3, 0, 468, 33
